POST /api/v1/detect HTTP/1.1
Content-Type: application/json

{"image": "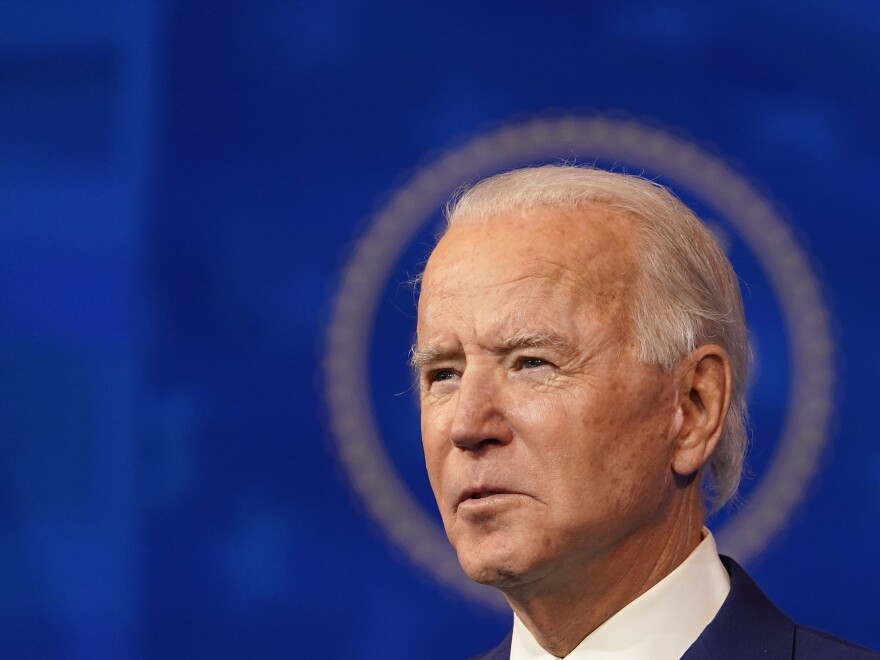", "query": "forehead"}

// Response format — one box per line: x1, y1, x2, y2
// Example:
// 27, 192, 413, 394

417, 205, 638, 337
417, 206, 636, 346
